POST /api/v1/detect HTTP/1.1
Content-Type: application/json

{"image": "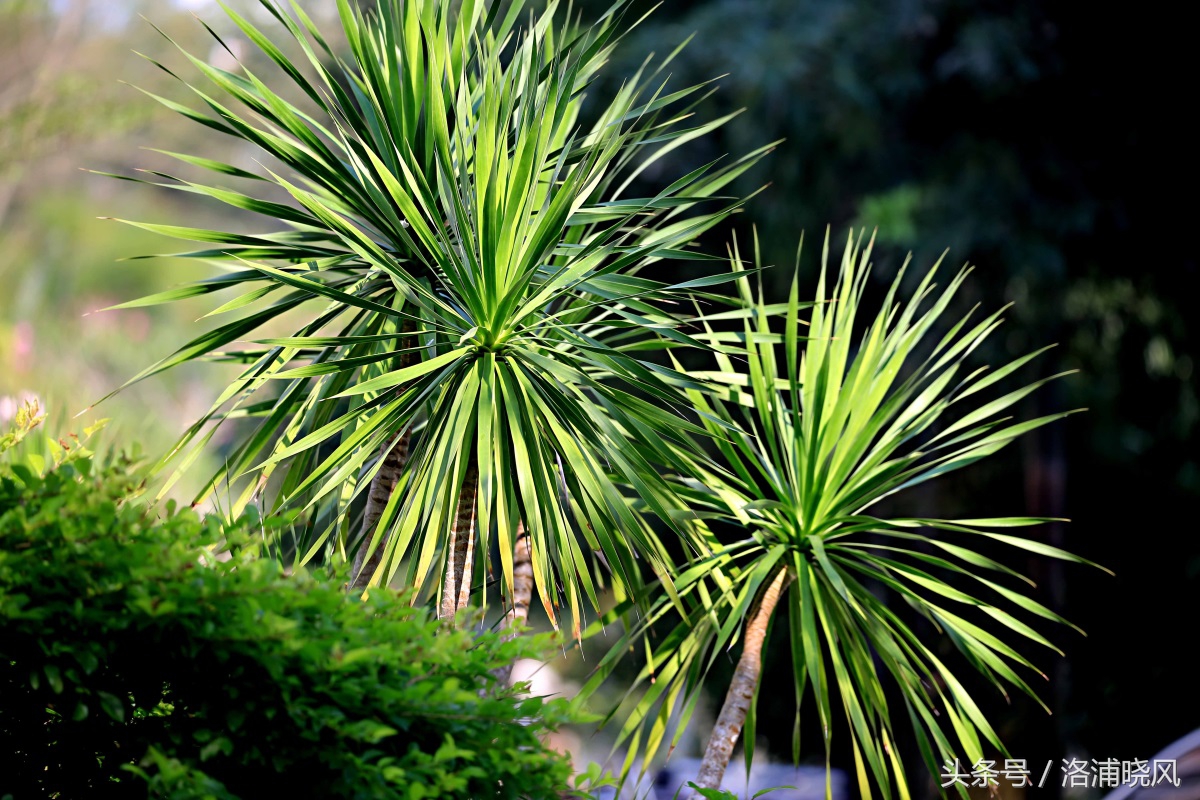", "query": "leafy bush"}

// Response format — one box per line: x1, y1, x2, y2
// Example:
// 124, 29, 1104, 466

0, 438, 577, 799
